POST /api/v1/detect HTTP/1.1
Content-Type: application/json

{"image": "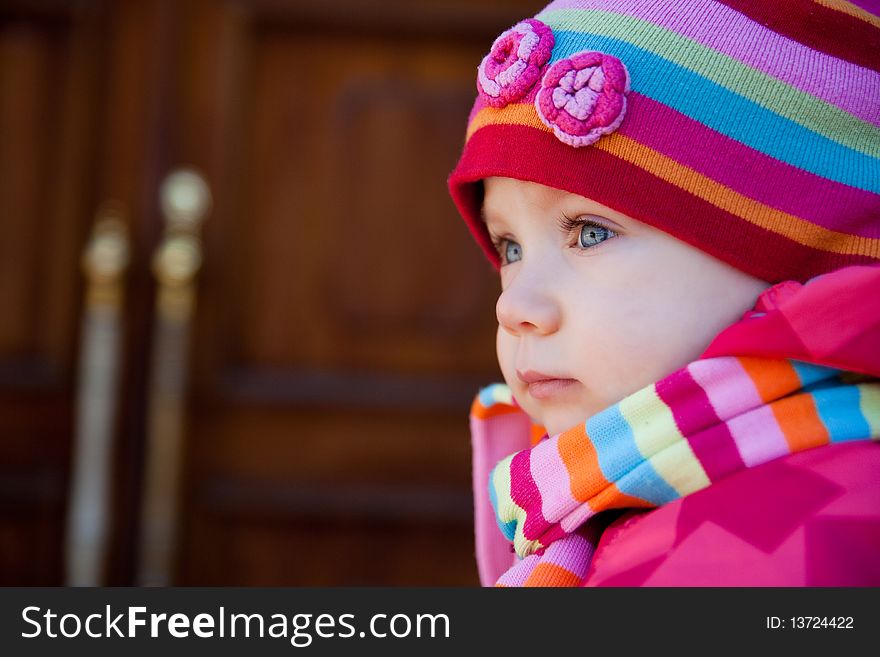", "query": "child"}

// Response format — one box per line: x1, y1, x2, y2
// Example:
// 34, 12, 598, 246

447, 0, 880, 586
